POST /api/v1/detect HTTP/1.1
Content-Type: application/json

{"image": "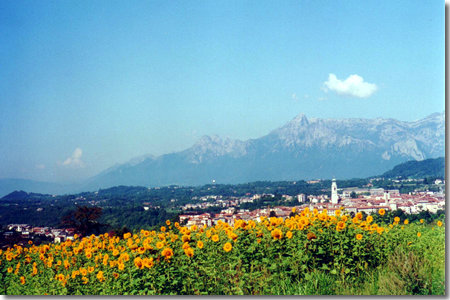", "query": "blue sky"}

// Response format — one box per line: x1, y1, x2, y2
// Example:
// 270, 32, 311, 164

0, 0, 444, 182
